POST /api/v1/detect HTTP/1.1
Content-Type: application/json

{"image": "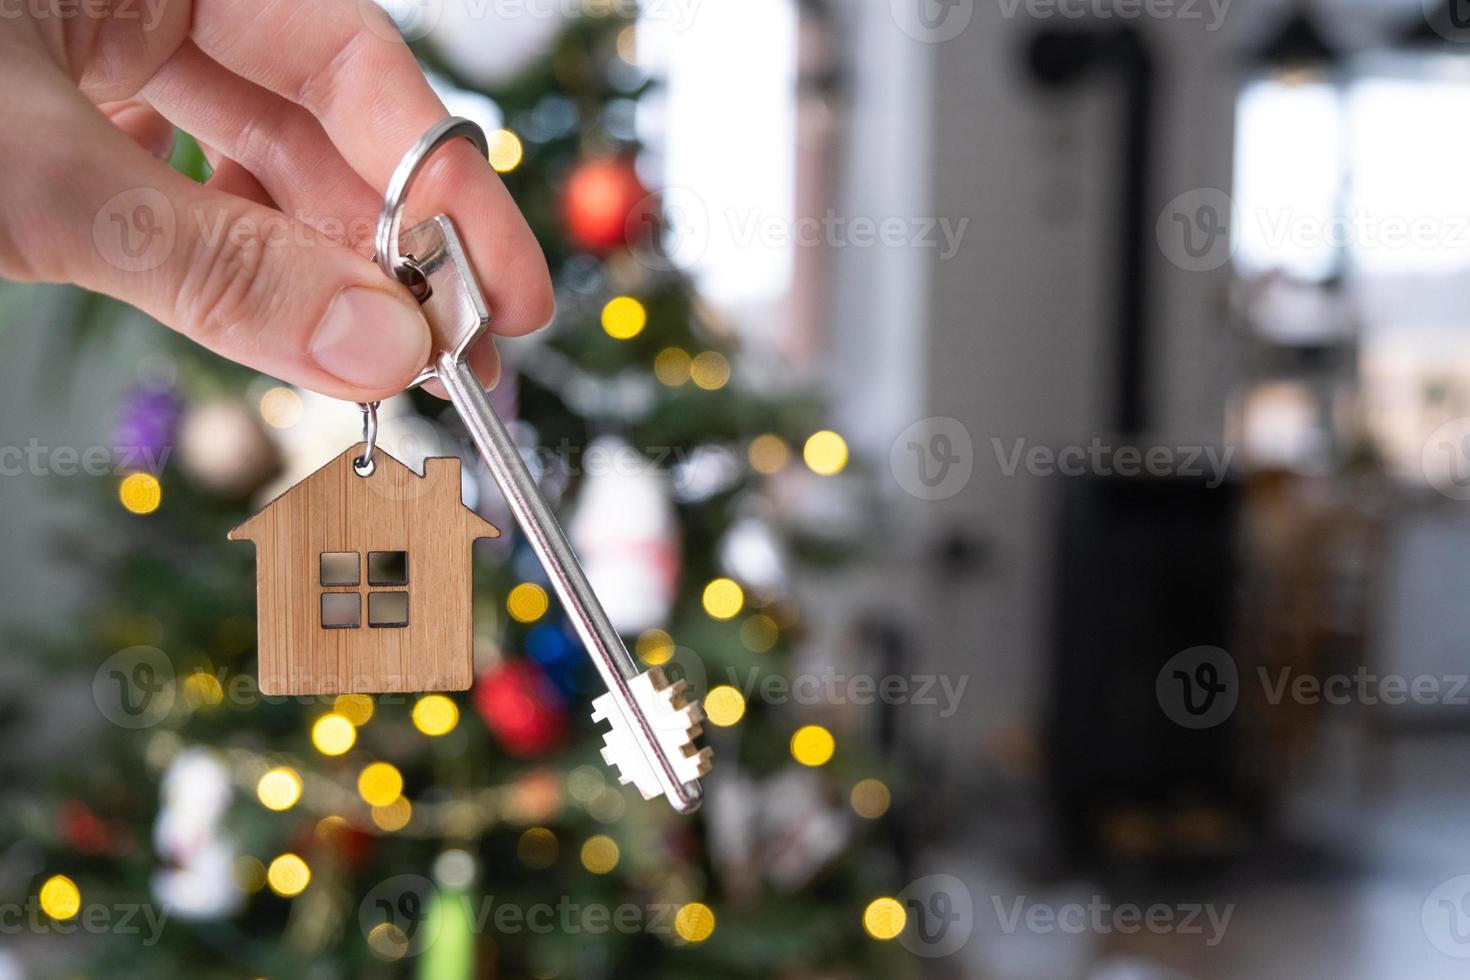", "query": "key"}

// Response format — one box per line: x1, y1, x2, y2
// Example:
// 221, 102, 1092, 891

393, 211, 712, 814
